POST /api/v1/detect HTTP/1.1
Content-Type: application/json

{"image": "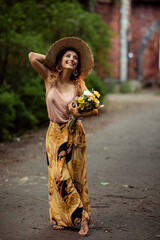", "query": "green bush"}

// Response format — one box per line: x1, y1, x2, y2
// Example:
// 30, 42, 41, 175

85, 72, 107, 102
105, 79, 120, 93
0, 85, 42, 141
119, 81, 133, 94
0, 91, 16, 140
0, 90, 39, 141
13, 94, 38, 131
18, 77, 48, 126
